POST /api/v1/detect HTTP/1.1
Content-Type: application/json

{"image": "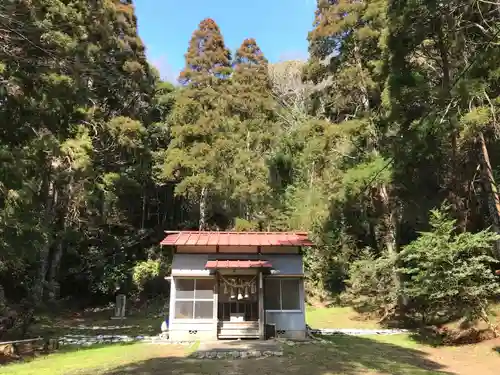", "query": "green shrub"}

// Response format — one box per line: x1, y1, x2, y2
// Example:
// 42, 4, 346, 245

132, 260, 161, 292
